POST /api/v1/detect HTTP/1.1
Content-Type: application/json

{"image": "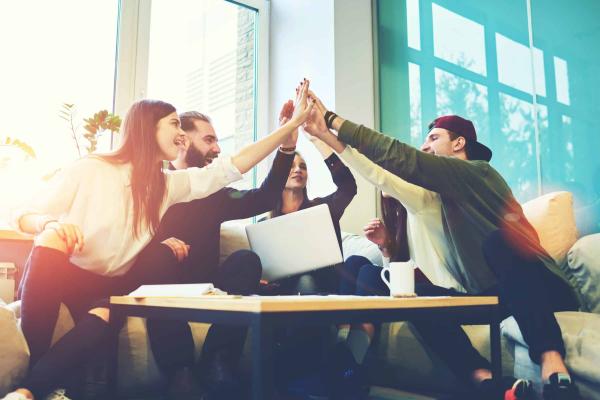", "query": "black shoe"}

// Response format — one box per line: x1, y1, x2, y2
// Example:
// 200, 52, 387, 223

328, 343, 370, 400
543, 373, 582, 400
476, 376, 534, 400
